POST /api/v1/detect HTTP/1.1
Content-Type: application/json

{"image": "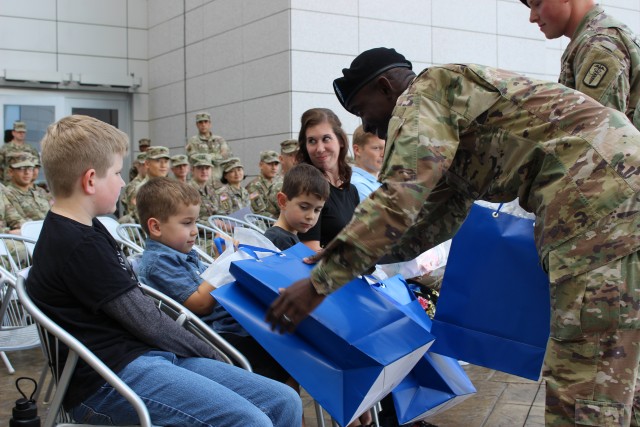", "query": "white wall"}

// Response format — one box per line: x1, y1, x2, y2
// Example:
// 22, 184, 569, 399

0, 0, 149, 150
2, 0, 640, 177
